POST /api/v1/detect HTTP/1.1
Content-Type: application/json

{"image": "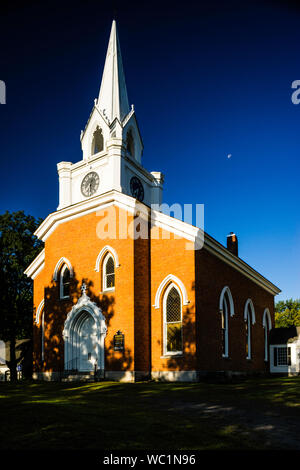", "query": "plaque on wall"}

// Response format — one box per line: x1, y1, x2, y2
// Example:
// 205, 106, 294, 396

114, 331, 124, 351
